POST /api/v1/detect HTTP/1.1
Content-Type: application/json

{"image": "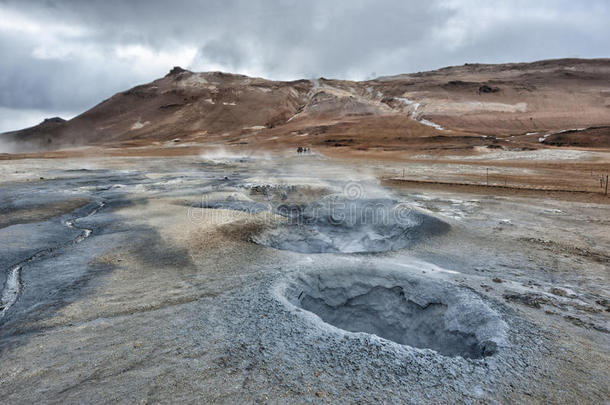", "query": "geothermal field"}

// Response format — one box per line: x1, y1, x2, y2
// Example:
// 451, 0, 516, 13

1, 59, 609, 403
